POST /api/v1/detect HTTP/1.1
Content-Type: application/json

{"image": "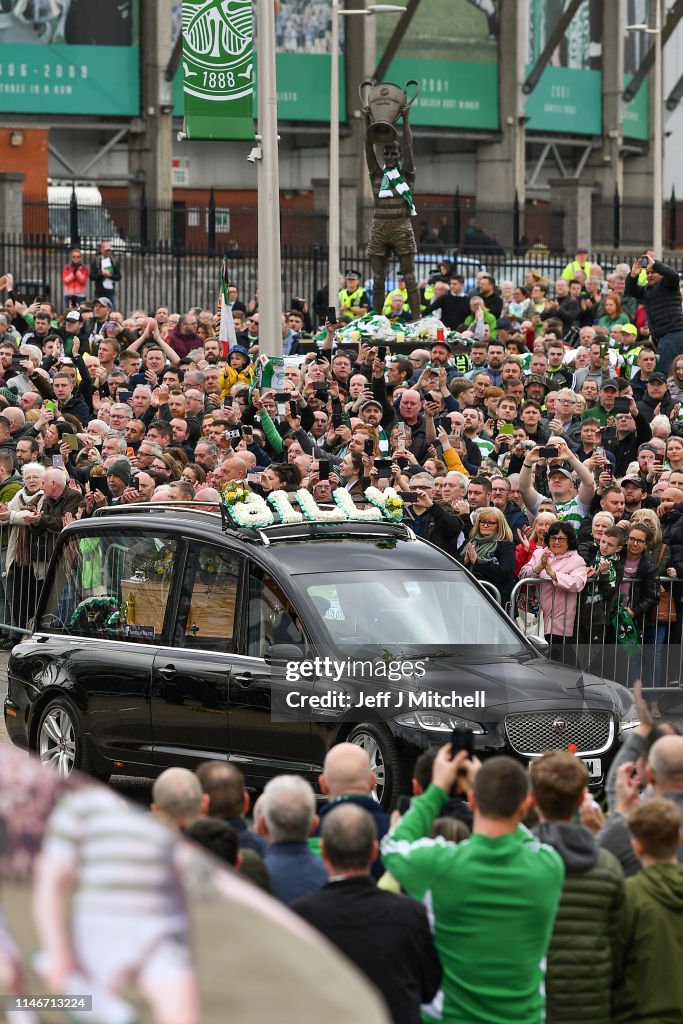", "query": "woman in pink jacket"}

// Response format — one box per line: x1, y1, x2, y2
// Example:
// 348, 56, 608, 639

519, 521, 587, 664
